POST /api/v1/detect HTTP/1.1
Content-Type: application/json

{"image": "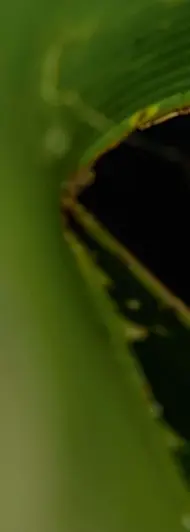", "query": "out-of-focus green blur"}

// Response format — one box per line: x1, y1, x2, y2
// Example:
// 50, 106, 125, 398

1, 1, 190, 531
